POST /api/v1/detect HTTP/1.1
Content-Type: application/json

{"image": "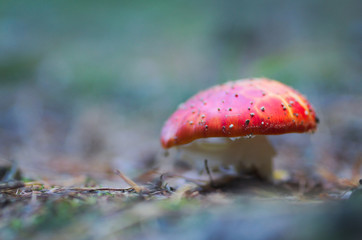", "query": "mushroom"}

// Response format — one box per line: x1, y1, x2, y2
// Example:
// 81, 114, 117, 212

160, 78, 318, 181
